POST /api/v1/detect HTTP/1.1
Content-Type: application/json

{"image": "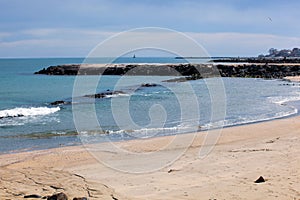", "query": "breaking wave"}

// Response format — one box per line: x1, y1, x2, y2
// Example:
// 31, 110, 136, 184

0, 107, 60, 119
267, 92, 300, 105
